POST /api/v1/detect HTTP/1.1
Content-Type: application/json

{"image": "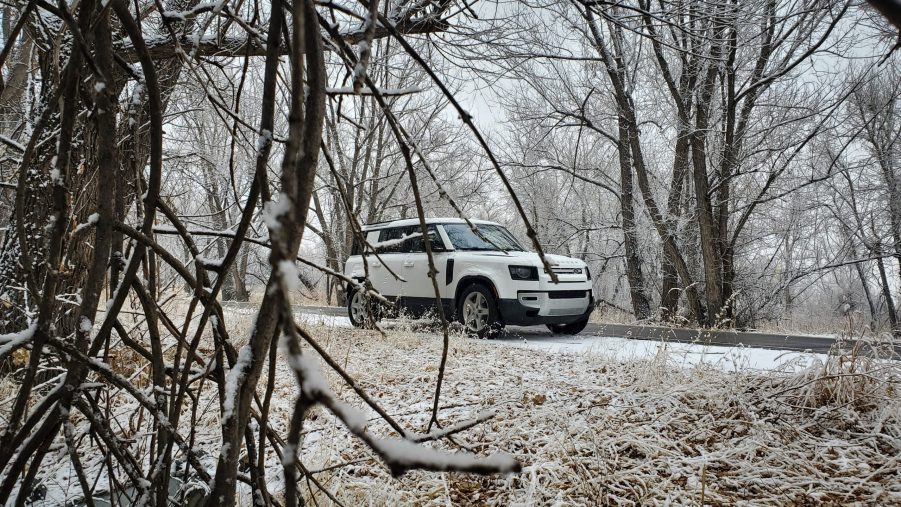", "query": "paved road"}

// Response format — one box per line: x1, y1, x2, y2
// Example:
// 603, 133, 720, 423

225, 302, 900, 357
577, 322, 900, 356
